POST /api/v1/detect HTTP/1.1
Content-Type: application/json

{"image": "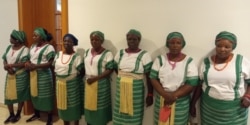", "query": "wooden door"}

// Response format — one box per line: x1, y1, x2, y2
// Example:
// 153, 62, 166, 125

18, 0, 68, 115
